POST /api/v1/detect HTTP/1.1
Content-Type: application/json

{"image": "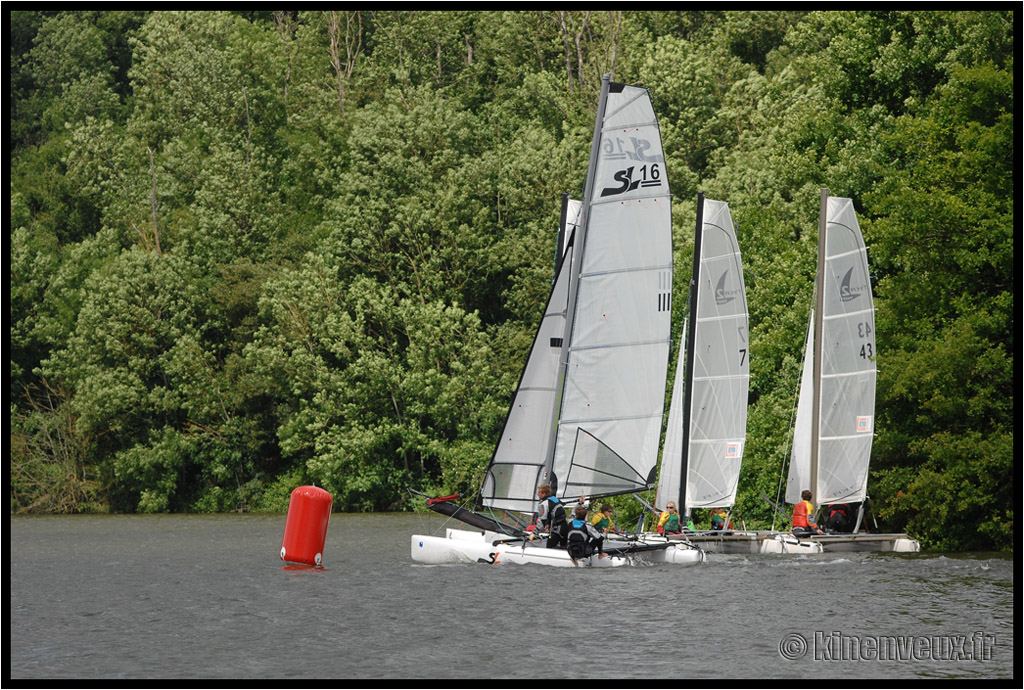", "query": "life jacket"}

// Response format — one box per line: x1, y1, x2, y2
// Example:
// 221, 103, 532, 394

591, 512, 611, 531
827, 504, 851, 532
792, 500, 815, 528
662, 511, 681, 533
566, 518, 596, 559
711, 512, 732, 530
542, 496, 567, 535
